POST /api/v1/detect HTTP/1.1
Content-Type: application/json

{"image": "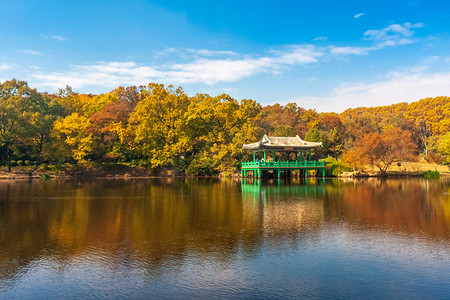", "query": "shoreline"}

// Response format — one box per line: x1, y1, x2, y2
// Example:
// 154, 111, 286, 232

0, 169, 446, 181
